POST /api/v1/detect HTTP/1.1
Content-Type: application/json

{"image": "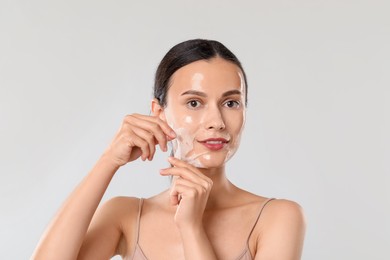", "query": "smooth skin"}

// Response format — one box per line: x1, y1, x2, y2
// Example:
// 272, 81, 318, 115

32, 58, 305, 260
